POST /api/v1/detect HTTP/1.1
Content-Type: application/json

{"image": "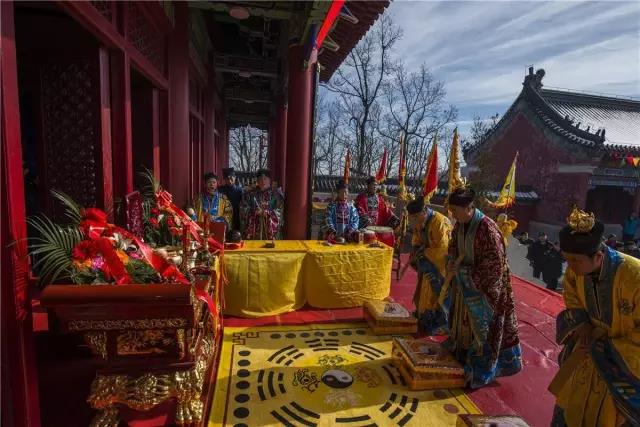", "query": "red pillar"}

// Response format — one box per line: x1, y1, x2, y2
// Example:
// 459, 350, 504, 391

167, 2, 190, 206
284, 46, 315, 239
110, 51, 134, 197
1, 2, 42, 425
276, 103, 288, 191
